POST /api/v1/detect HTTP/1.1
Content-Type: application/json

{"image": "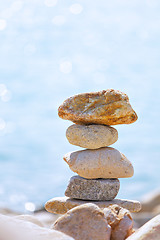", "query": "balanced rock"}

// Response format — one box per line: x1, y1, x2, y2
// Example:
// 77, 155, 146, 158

65, 176, 120, 201
126, 214, 160, 240
66, 124, 118, 149
45, 197, 141, 214
52, 203, 111, 240
104, 205, 133, 240
63, 147, 134, 179
58, 89, 138, 125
